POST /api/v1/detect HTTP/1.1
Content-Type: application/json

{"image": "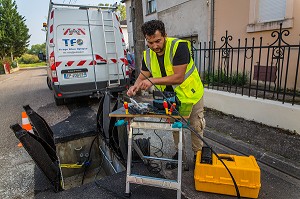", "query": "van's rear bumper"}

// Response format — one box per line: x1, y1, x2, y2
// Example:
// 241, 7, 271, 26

52, 79, 128, 98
